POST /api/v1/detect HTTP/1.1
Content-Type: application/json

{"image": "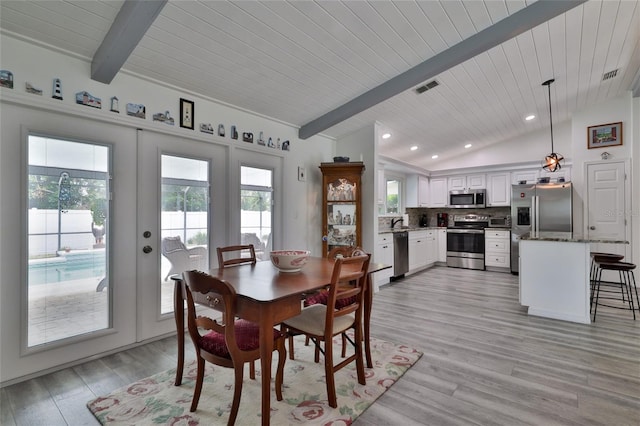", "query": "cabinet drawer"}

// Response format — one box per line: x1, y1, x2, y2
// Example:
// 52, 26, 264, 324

485, 239, 508, 252
409, 230, 428, 240
378, 234, 393, 244
485, 230, 509, 239
485, 254, 509, 266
